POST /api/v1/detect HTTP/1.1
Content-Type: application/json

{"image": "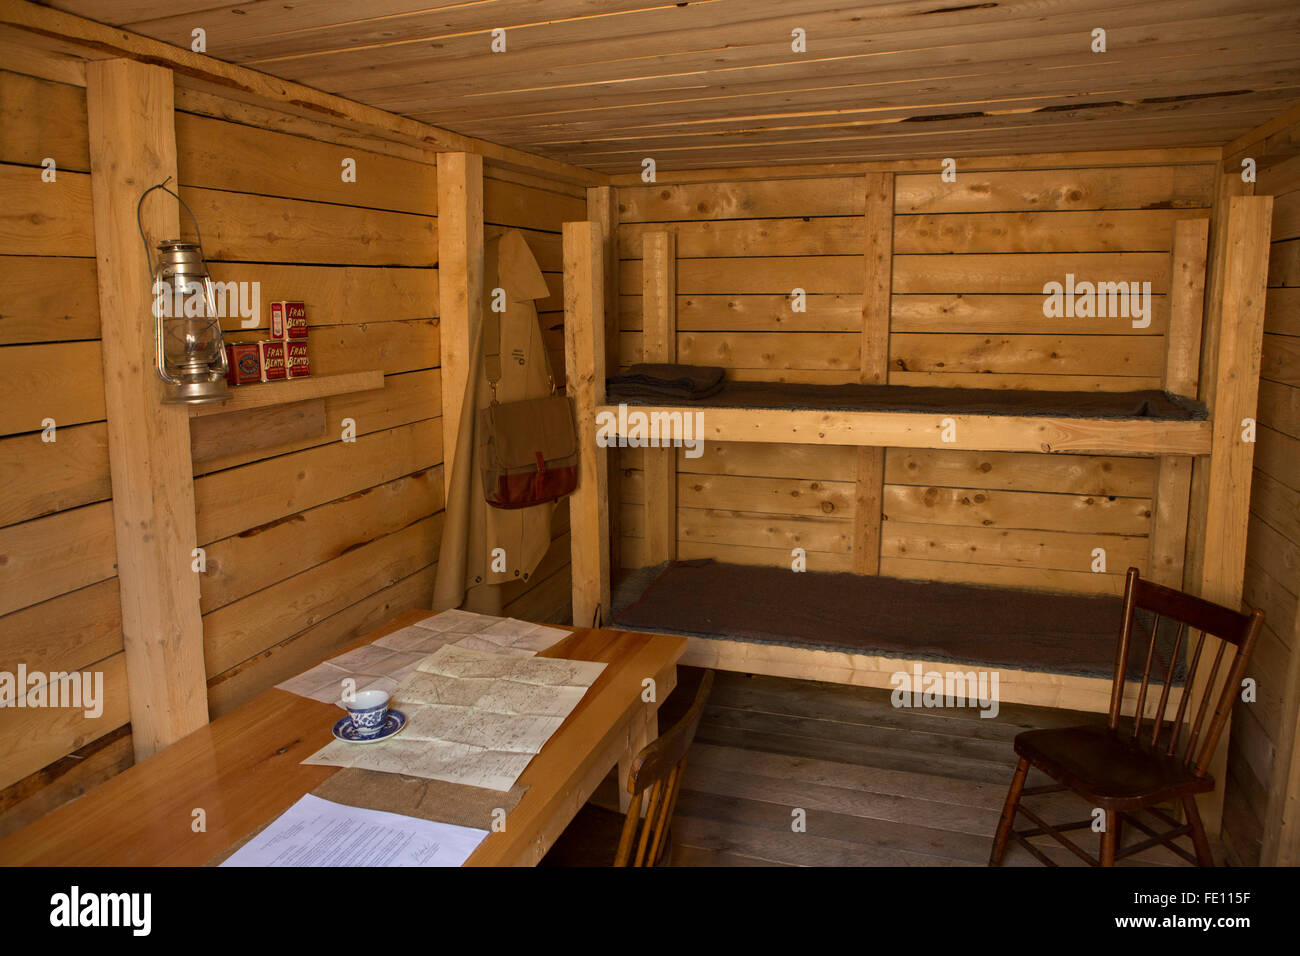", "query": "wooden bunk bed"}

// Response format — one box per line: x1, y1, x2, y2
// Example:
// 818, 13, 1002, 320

562, 190, 1273, 718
